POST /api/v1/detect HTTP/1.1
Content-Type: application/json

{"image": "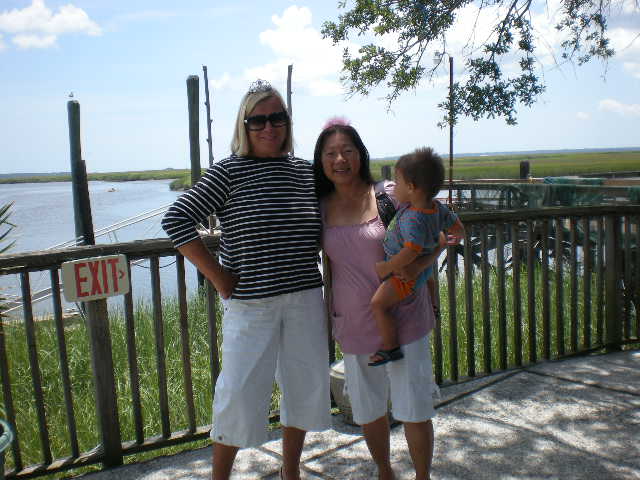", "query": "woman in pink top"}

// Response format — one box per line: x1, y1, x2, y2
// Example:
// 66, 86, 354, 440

313, 119, 442, 480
